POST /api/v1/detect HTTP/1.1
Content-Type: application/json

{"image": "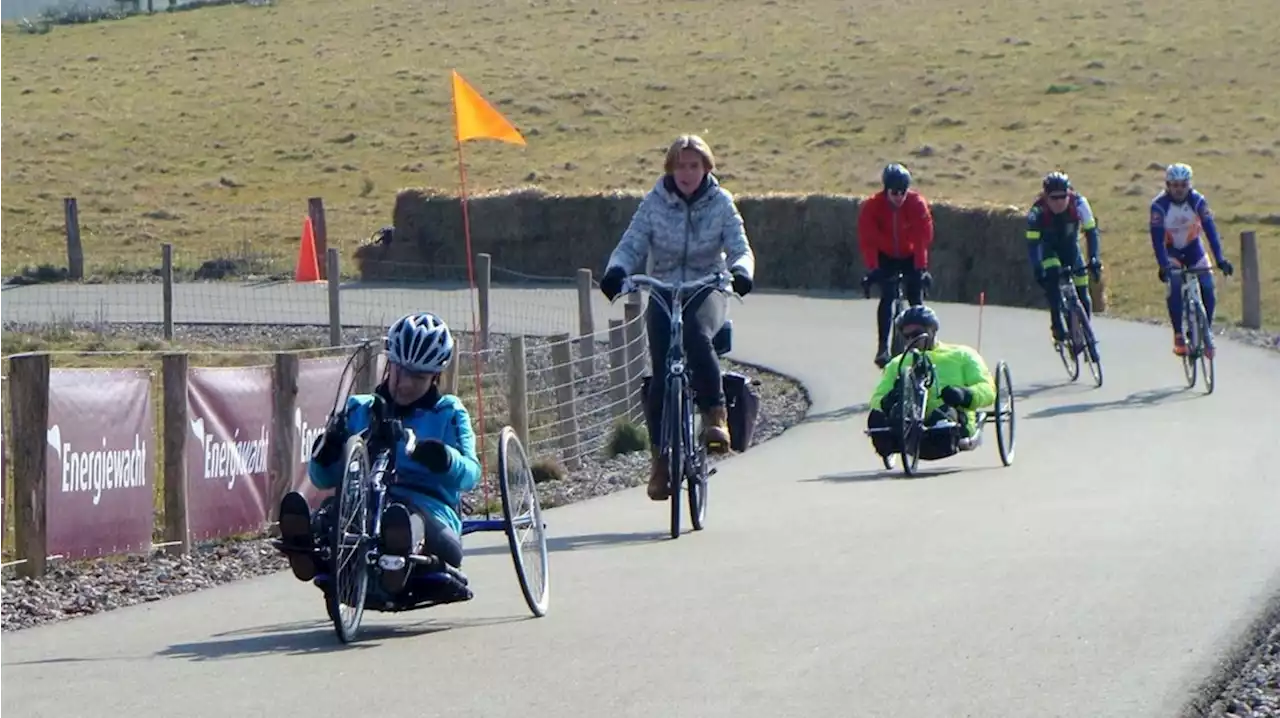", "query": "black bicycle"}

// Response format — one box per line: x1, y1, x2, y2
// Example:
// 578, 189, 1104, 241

612, 271, 740, 539
1170, 265, 1216, 394
1051, 267, 1103, 387
863, 270, 929, 361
